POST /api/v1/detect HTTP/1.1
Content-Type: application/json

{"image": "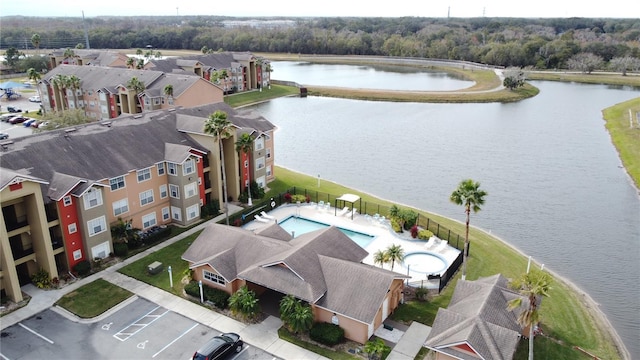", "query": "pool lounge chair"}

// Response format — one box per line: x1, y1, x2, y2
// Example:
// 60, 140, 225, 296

260, 211, 276, 220
337, 207, 350, 216
316, 200, 325, 210
254, 214, 270, 223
